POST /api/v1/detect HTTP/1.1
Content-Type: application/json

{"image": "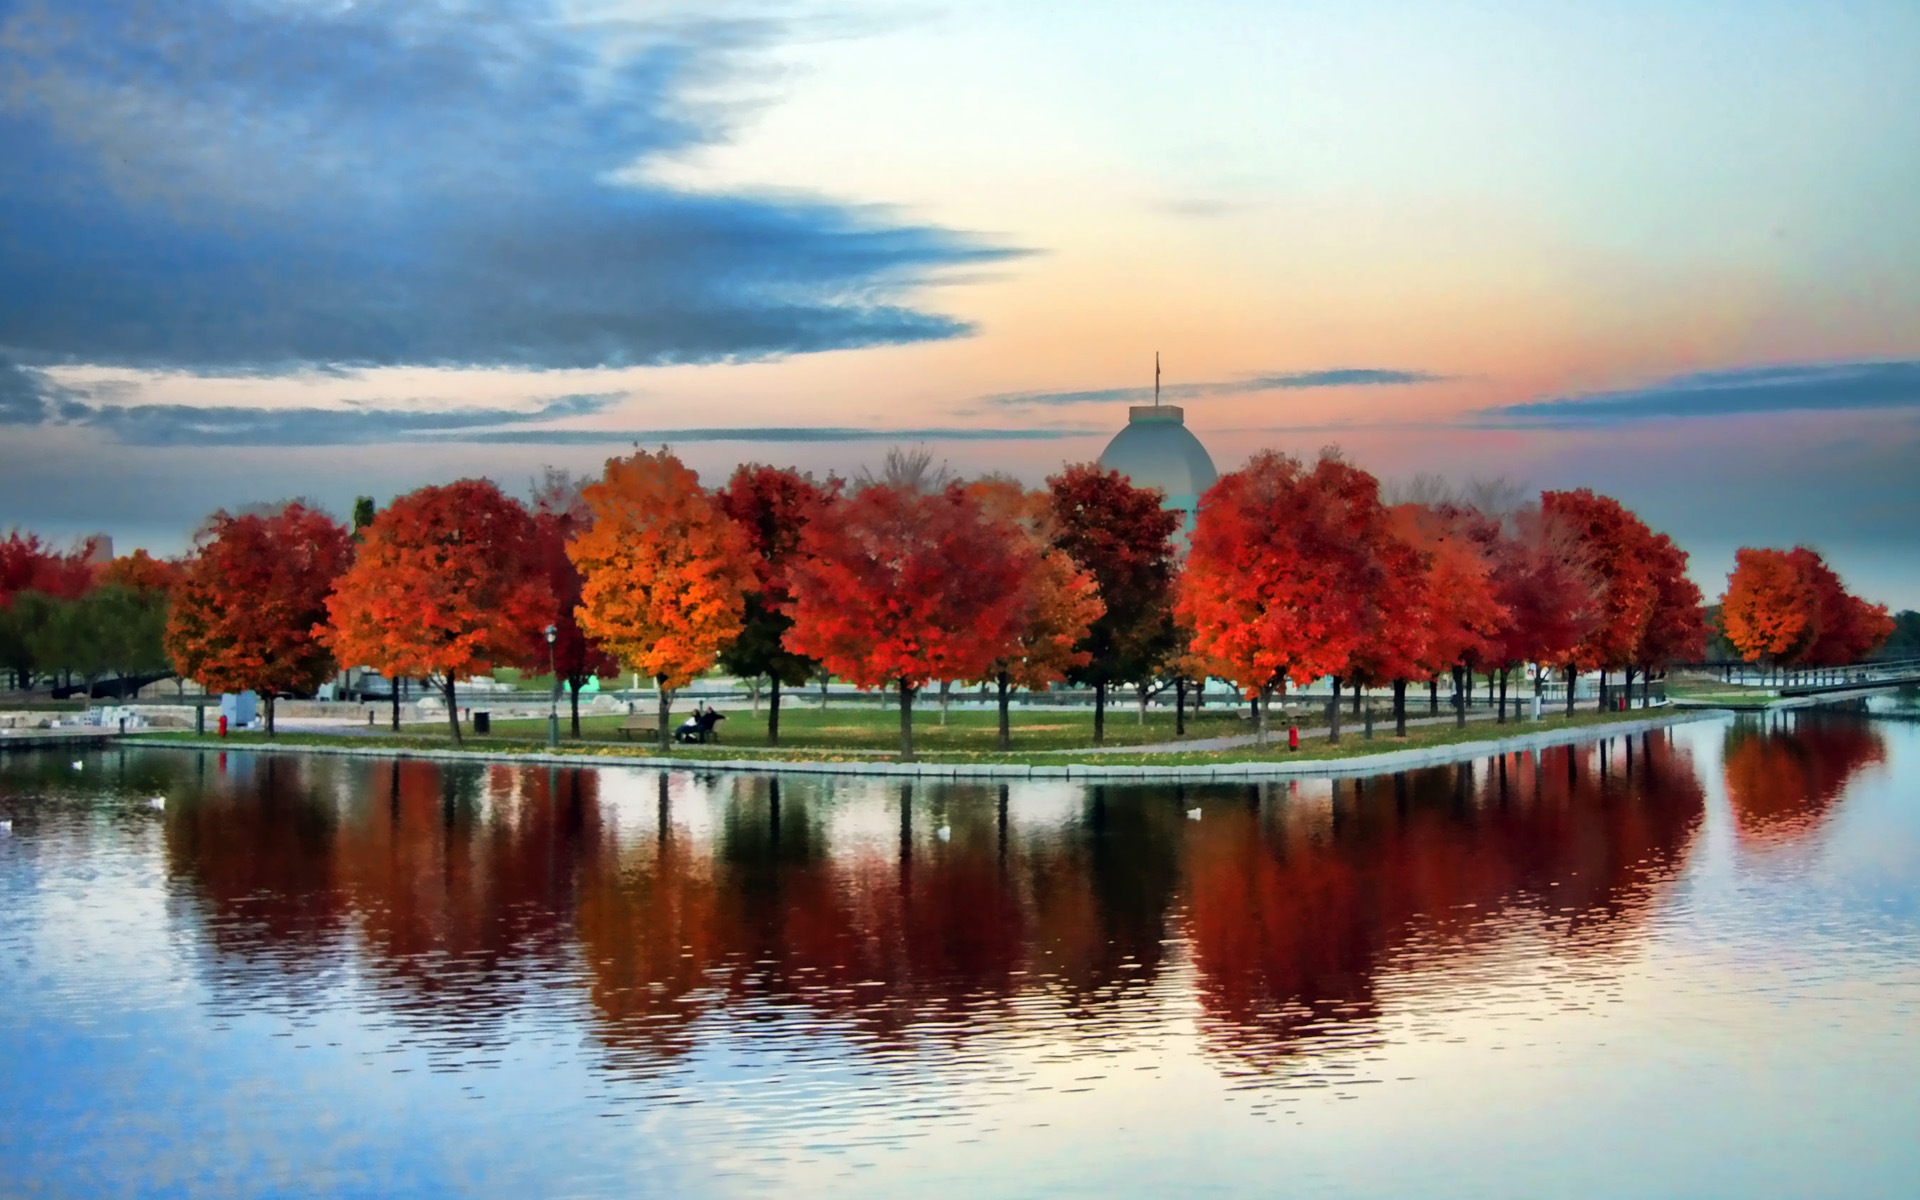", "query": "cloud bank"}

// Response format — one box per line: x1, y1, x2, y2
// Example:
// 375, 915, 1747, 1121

0, 0, 1015, 375
1482, 361, 1920, 427
987, 368, 1445, 408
